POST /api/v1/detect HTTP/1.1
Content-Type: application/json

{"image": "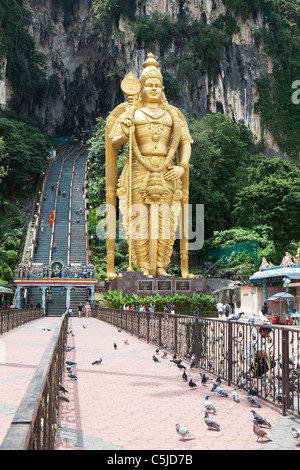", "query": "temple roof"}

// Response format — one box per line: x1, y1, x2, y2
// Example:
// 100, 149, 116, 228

249, 265, 300, 283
